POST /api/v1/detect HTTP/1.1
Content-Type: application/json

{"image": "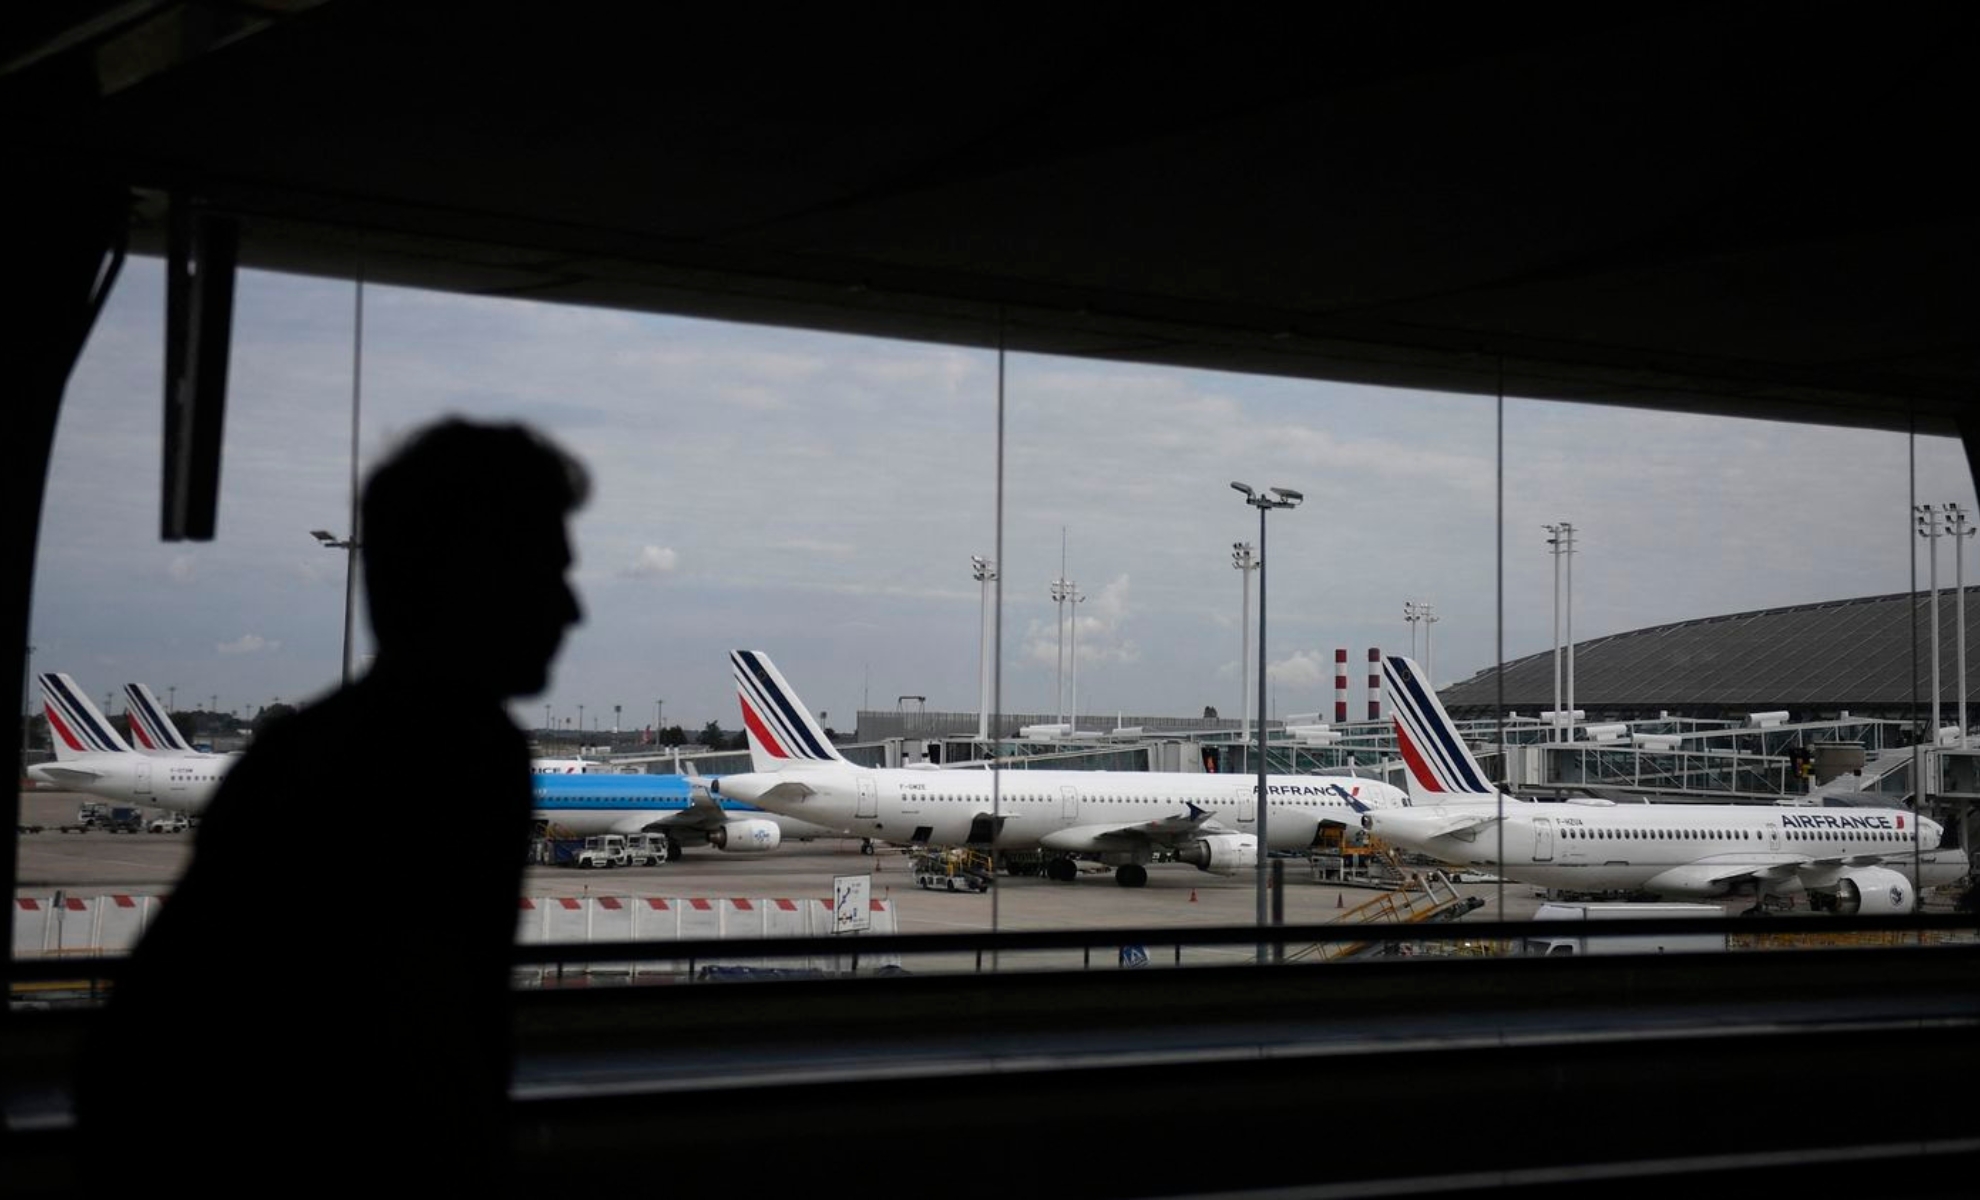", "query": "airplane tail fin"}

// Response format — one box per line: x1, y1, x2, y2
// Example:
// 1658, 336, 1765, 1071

1383, 655, 1497, 805
39, 673, 133, 760
124, 682, 195, 753
730, 650, 850, 773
